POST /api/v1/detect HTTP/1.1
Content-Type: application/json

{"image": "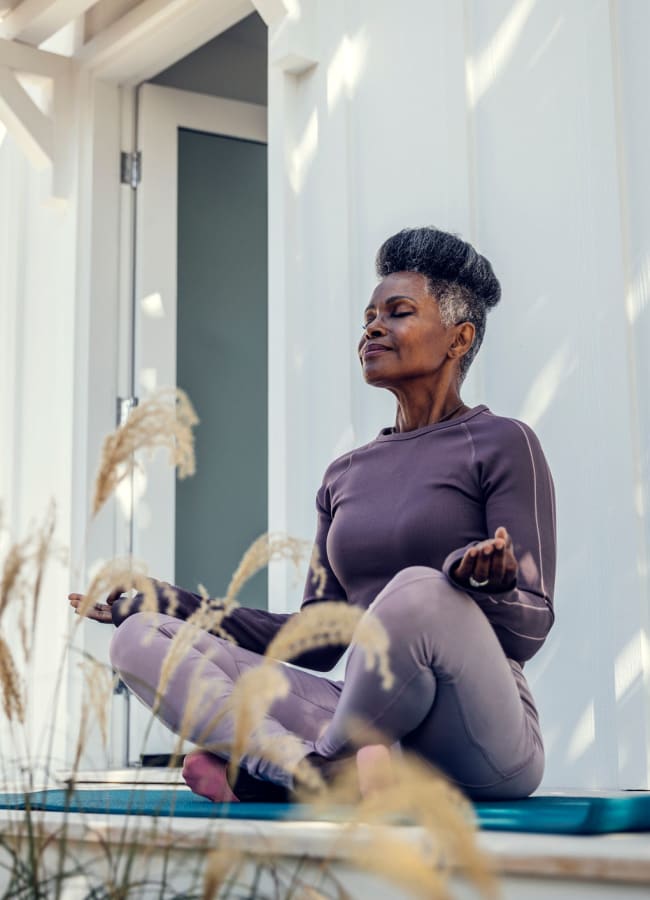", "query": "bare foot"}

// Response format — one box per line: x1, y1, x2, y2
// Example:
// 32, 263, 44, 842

356, 744, 395, 798
182, 751, 239, 803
